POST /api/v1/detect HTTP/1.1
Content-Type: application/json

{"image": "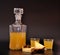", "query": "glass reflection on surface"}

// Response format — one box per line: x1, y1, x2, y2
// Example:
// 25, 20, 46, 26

9, 50, 31, 55
9, 50, 23, 55
9, 50, 54, 55
44, 50, 53, 55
